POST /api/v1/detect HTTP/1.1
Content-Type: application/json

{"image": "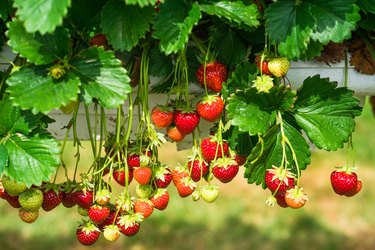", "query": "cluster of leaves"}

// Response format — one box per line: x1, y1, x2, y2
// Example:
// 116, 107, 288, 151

0, 0, 367, 186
